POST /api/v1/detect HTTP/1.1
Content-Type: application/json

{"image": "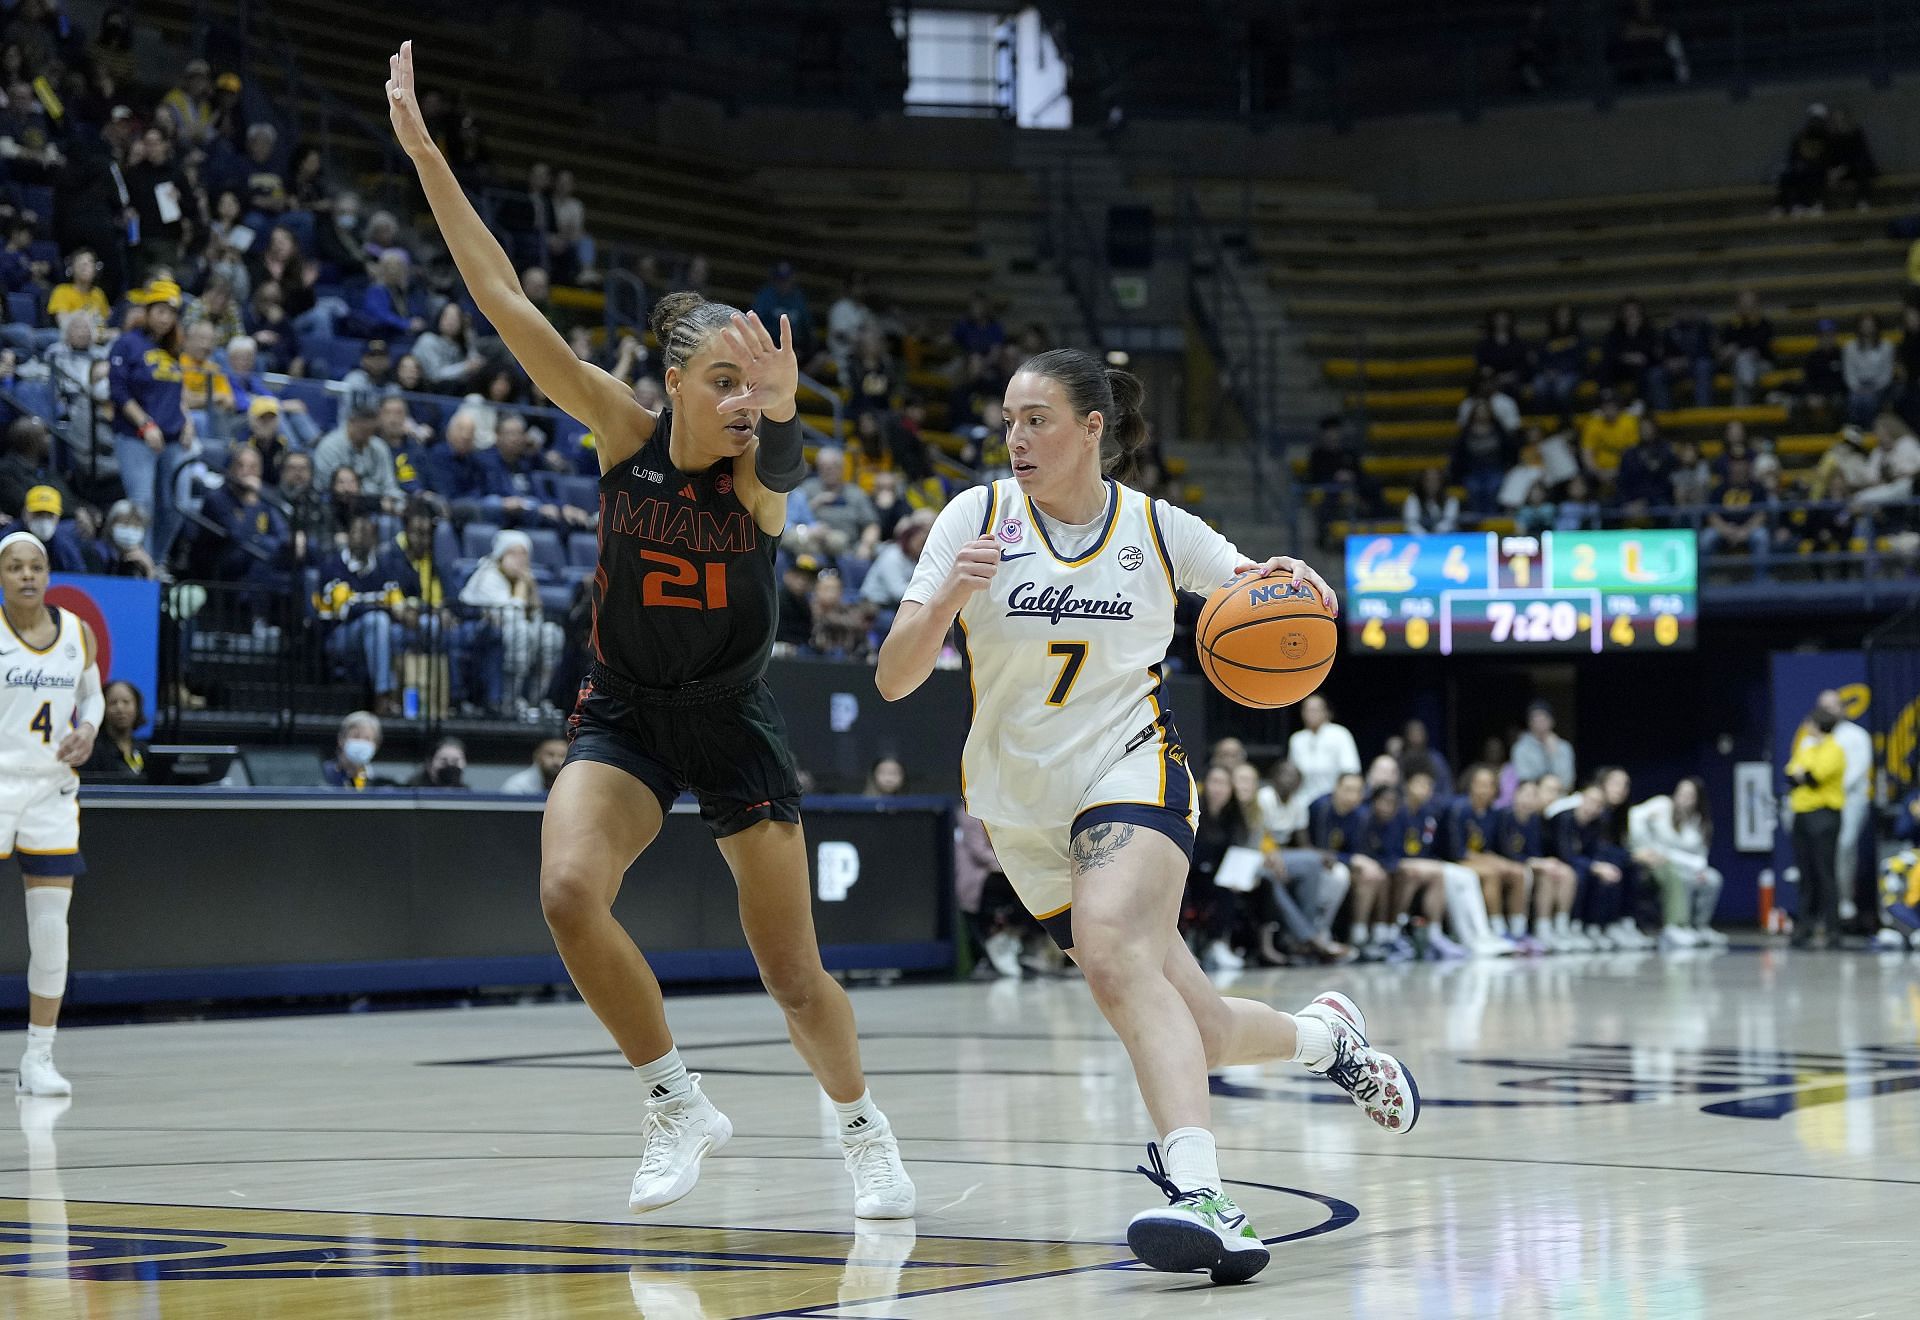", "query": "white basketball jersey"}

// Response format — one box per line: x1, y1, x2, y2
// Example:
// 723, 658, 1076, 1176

0, 607, 85, 777
947, 478, 1232, 829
